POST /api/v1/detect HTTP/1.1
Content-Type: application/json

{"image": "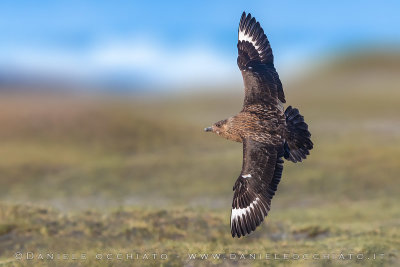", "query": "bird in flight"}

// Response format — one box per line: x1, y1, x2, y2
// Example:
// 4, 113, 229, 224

204, 12, 313, 238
